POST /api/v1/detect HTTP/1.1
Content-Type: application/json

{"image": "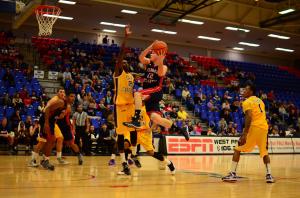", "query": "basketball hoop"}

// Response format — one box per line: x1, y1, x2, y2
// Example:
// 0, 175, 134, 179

35, 5, 61, 37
